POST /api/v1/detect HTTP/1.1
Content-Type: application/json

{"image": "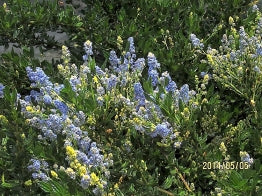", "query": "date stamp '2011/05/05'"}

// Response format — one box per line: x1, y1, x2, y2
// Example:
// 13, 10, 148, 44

202, 161, 250, 170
